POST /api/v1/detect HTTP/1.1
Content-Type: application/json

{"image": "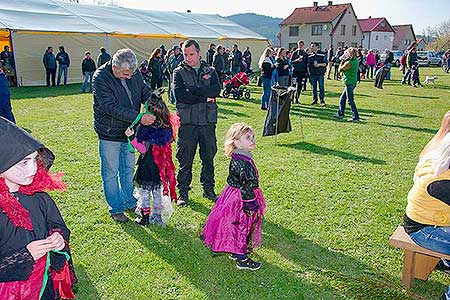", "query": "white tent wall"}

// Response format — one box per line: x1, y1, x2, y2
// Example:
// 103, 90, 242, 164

13, 32, 107, 86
